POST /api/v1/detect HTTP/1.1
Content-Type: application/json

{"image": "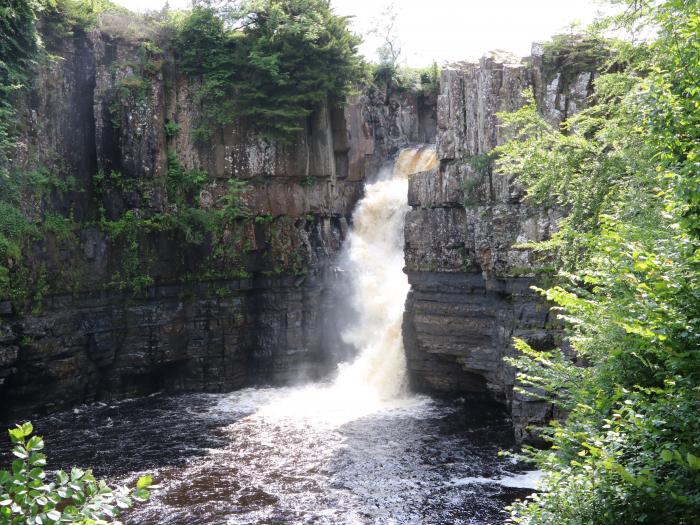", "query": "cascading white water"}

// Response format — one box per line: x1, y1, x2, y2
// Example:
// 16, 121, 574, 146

334, 146, 438, 400
256, 146, 438, 424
